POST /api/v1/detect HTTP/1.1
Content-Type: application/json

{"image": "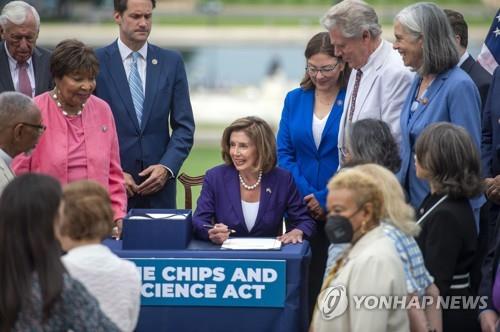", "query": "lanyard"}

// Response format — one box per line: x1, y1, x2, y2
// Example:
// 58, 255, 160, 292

416, 195, 448, 225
